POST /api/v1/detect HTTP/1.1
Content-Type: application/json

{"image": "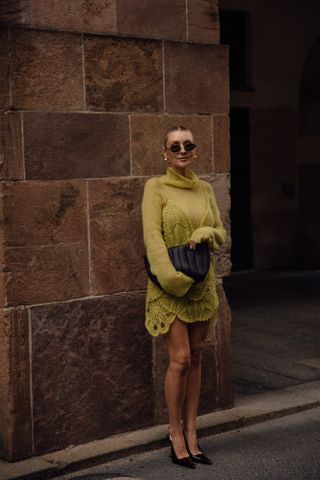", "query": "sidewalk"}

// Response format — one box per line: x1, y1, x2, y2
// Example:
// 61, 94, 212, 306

1, 380, 320, 480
